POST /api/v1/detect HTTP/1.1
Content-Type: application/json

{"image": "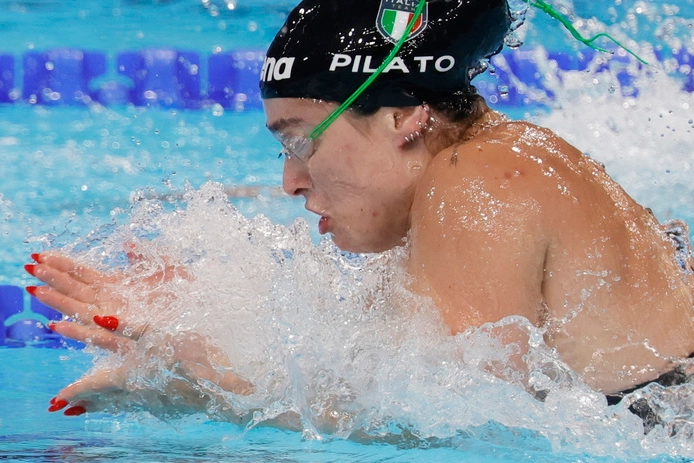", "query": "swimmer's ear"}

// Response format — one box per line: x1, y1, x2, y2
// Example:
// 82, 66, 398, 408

388, 105, 430, 149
